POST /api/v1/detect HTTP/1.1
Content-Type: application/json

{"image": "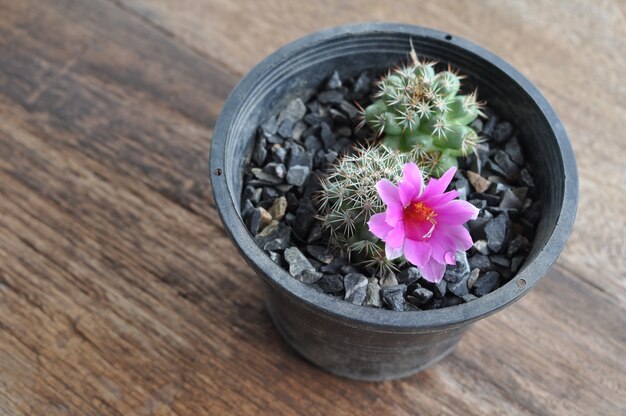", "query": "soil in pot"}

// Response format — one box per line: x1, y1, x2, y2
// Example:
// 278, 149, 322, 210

240, 65, 540, 311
